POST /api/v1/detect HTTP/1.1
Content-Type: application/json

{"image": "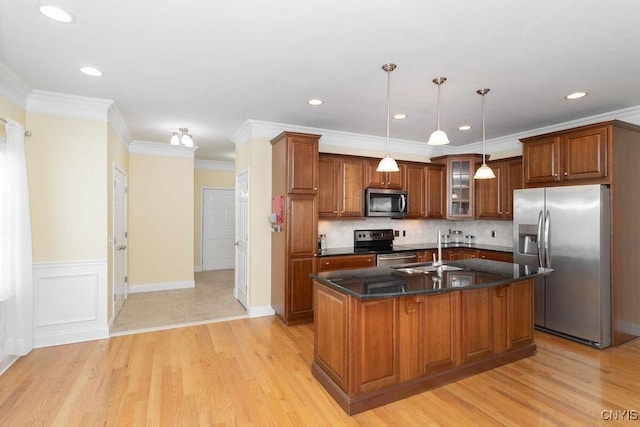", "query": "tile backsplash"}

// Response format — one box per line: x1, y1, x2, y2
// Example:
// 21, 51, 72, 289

318, 218, 514, 249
